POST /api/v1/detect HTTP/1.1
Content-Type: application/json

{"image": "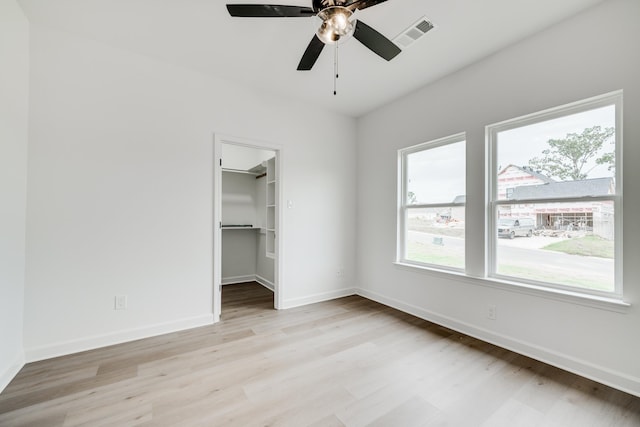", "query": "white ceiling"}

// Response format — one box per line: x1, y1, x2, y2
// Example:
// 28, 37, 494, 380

18, 0, 605, 118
